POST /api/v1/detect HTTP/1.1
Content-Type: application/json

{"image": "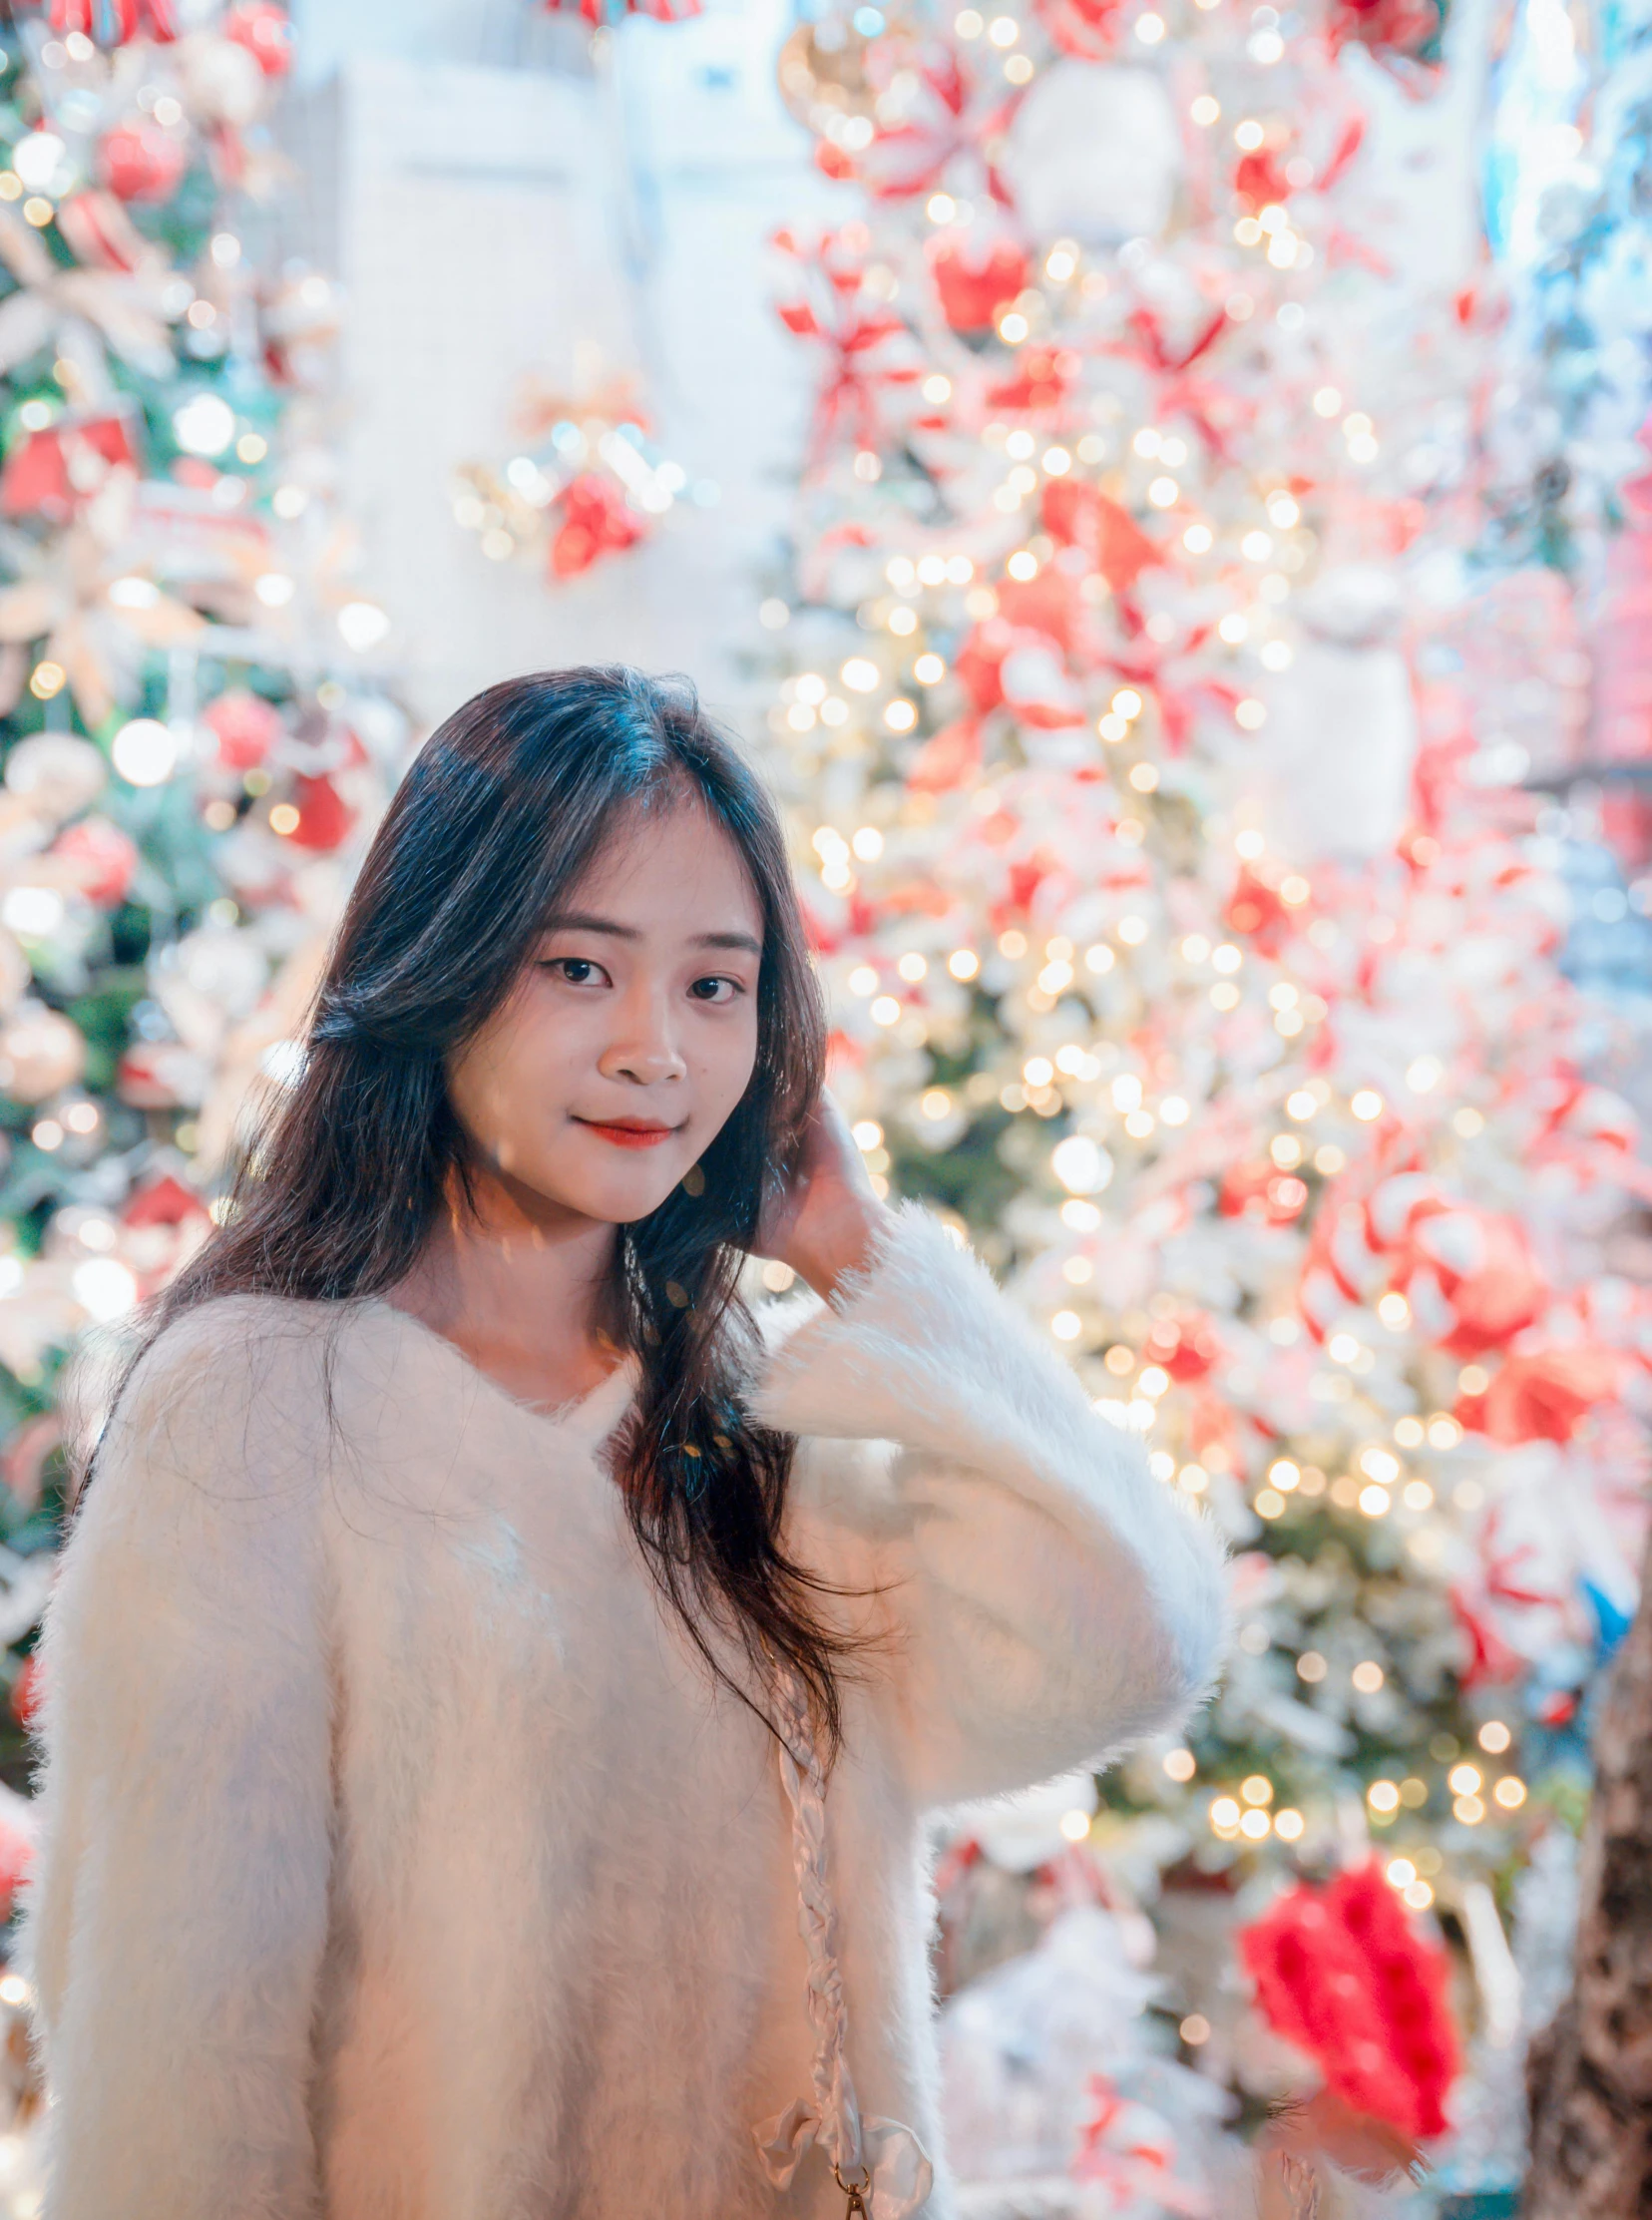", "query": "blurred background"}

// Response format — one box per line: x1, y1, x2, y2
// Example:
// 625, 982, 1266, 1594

0, 0, 1646, 2213
280, 0, 837, 721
